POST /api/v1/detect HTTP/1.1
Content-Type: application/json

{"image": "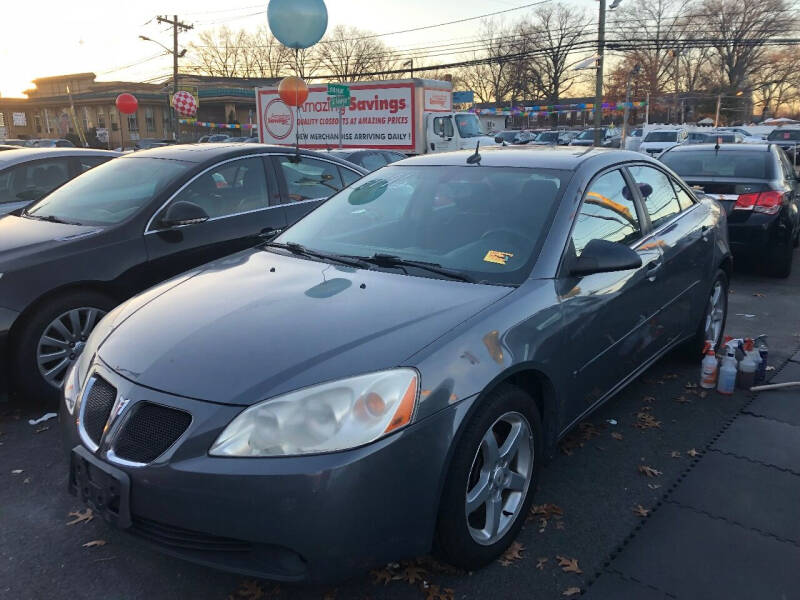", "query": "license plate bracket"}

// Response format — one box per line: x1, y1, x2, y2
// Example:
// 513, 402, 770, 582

69, 445, 131, 529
